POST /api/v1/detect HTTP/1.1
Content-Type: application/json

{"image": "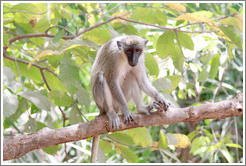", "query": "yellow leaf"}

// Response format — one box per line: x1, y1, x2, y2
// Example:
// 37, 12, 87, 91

166, 3, 186, 12
176, 13, 213, 24
151, 141, 159, 151
173, 133, 191, 148
27, 50, 58, 70
235, 14, 243, 31
112, 11, 130, 24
